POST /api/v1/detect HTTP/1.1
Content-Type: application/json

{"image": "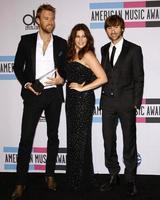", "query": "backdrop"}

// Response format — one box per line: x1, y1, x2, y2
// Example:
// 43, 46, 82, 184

0, 0, 160, 174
